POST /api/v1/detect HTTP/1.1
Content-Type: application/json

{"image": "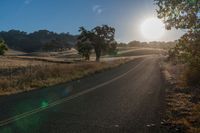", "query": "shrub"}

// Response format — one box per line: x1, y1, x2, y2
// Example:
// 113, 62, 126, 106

184, 66, 200, 86
0, 39, 8, 55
